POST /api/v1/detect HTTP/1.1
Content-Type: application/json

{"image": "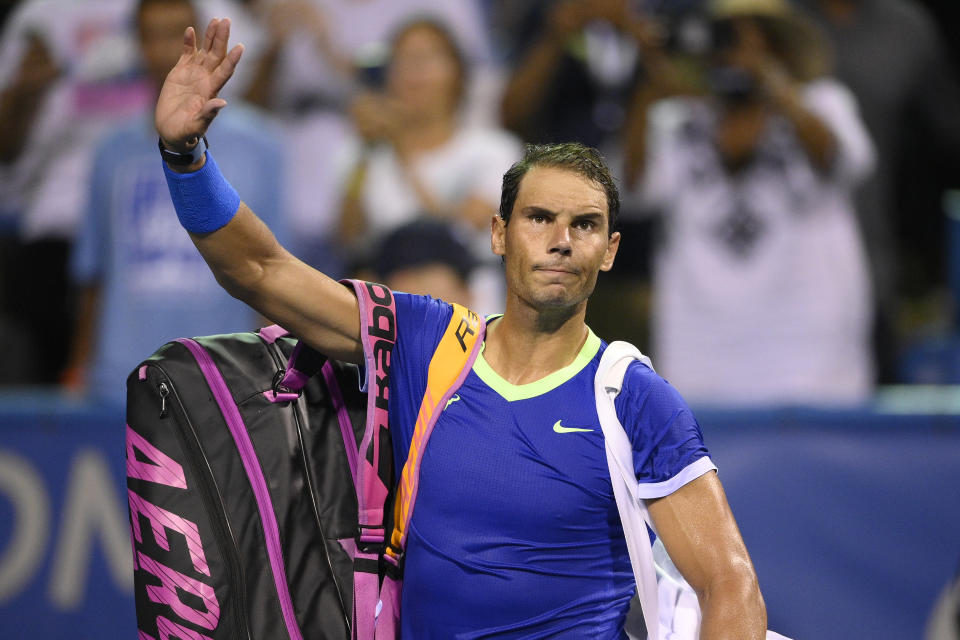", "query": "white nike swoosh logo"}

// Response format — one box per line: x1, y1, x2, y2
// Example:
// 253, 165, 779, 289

445, 395, 461, 410
553, 420, 593, 434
